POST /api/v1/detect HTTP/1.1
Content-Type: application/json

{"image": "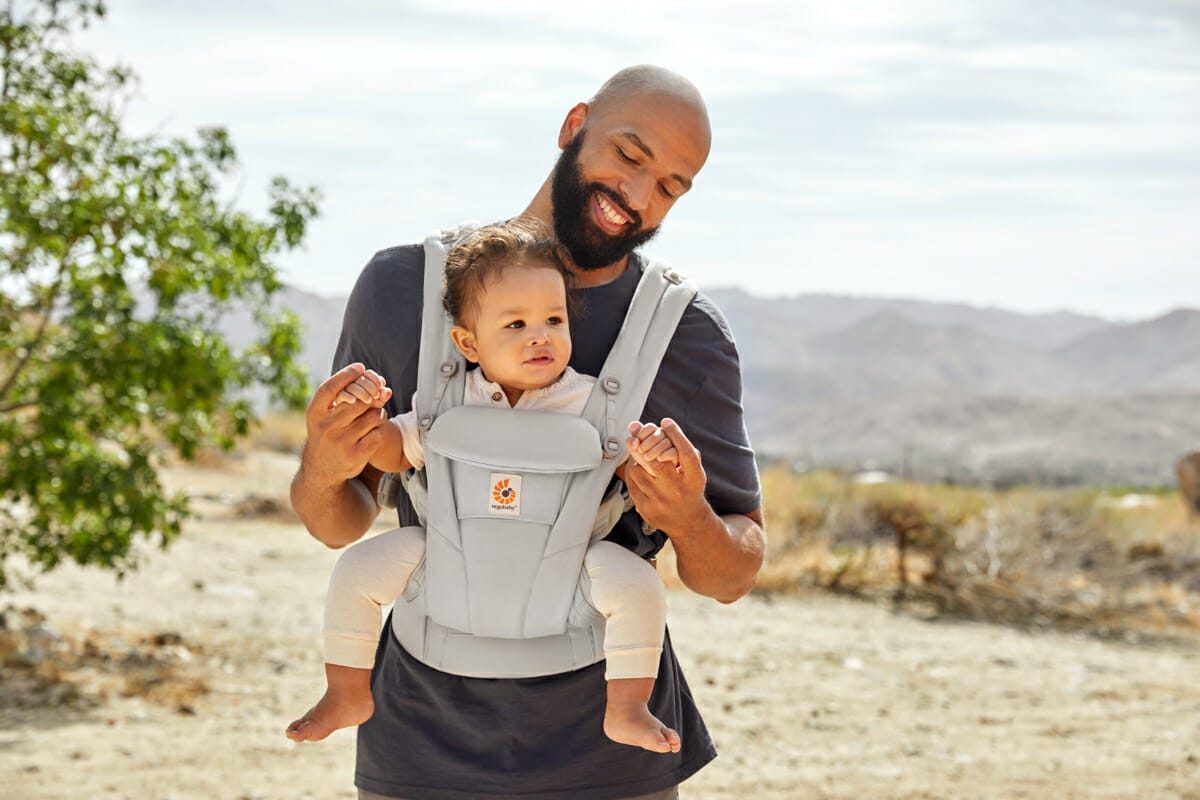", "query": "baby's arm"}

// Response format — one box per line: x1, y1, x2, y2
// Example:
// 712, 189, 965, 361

332, 371, 411, 473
